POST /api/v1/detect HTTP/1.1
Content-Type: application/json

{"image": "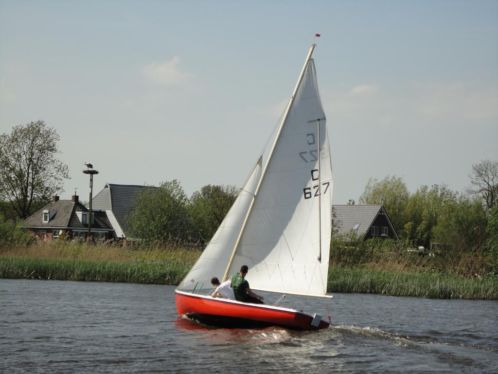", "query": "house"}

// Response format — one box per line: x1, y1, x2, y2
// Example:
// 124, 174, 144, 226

332, 204, 399, 240
23, 195, 114, 241
92, 184, 156, 239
